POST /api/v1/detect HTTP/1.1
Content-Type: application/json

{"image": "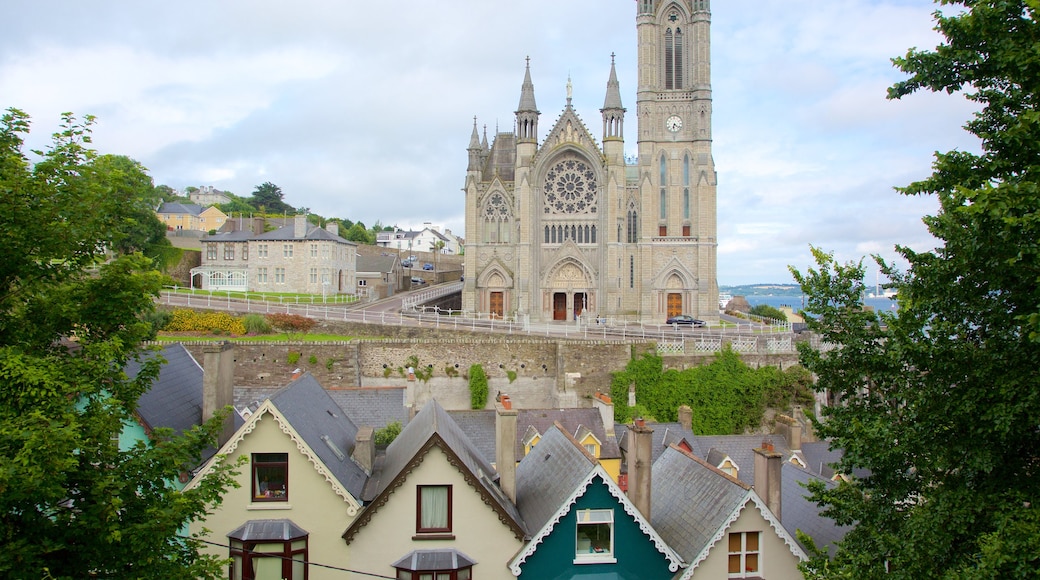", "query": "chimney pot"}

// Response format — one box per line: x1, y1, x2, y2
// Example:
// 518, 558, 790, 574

501, 395, 512, 410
